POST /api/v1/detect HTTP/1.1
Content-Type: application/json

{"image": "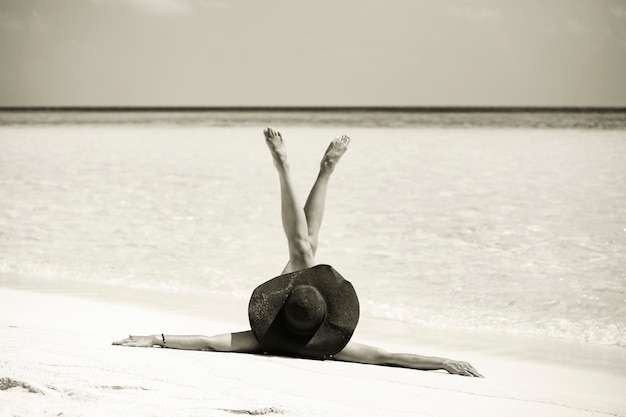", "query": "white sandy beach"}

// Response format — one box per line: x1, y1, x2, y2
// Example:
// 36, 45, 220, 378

1, 287, 624, 417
